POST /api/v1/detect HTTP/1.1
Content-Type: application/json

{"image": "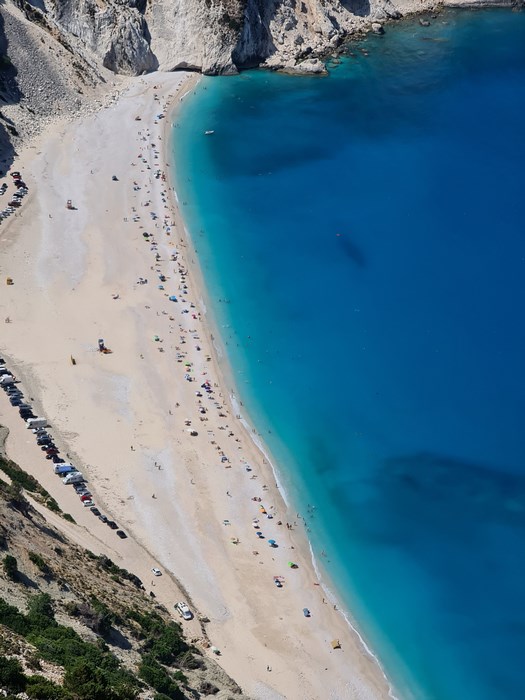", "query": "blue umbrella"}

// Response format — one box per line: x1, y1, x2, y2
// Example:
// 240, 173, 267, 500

268, 539, 276, 546
169, 295, 178, 302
